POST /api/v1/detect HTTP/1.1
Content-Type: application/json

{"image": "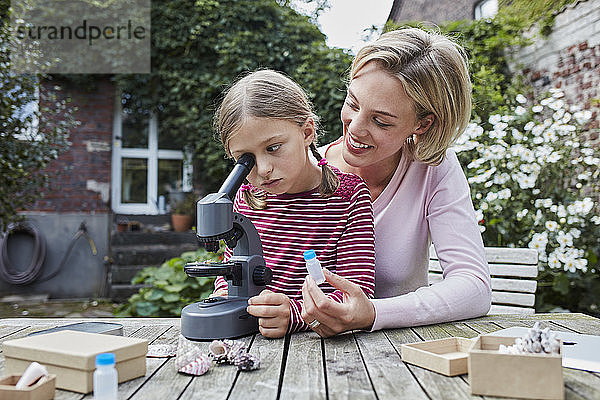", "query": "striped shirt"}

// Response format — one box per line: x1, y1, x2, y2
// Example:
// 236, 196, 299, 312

214, 167, 375, 333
